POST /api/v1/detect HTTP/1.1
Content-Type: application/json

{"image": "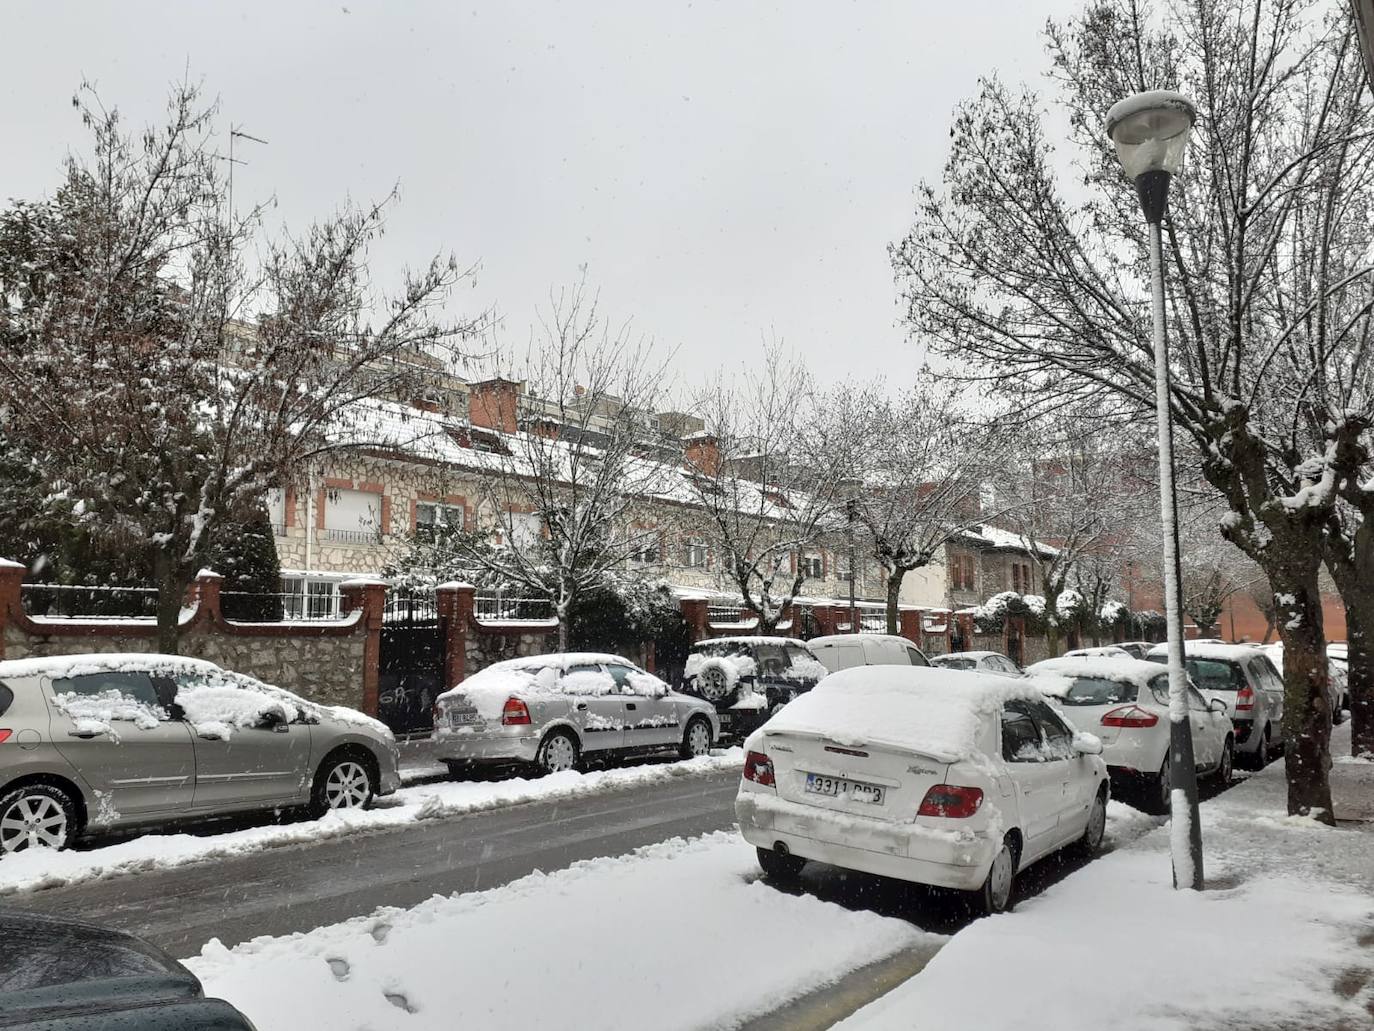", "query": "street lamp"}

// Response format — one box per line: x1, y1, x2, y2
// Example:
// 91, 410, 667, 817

1106, 89, 1204, 891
